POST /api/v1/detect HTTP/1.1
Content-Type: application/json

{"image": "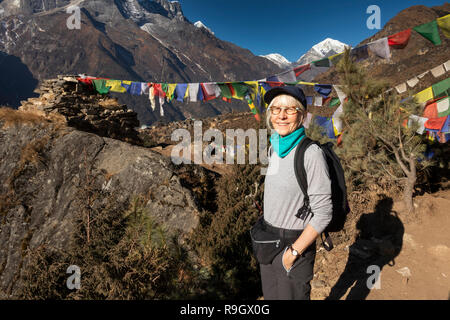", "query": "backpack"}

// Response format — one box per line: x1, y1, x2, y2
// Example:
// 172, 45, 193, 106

293, 137, 350, 251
